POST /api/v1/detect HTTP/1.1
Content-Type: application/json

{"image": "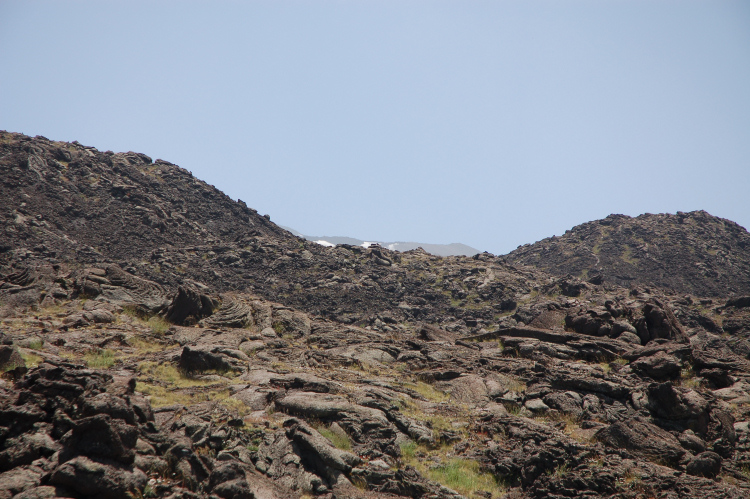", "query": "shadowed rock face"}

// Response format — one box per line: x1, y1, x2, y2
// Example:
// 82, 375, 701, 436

2, 132, 750, 498
505, 211, 750, 298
